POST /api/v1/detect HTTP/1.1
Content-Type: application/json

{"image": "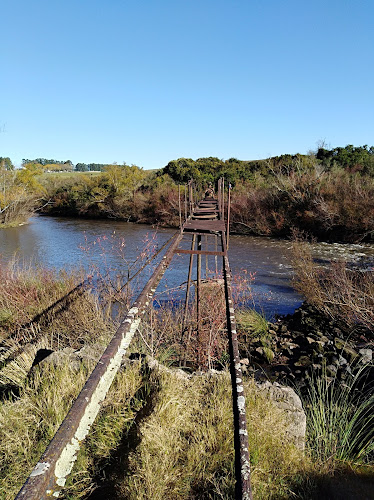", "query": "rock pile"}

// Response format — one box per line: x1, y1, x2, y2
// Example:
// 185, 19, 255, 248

240, 303, 373, 387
